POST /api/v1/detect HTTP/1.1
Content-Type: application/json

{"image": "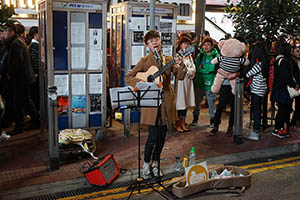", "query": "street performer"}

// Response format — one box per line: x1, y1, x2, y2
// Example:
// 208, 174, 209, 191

125, 30, 185, 179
